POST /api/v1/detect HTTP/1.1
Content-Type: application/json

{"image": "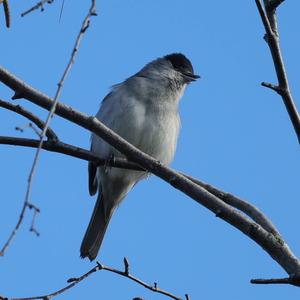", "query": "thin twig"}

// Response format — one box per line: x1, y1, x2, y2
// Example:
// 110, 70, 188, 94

255, 0, 300, 144
95, 260, 183, 300
59, 0, 65, 23
21, 0, 55, 17
0, 99, 58, 140
2, 259, 183, 300
0, 1, 96, 256
0, 200, 41, 256
15, 123, 42, 138
27, 203, 40, 236
0, 201, 26, 256
2, 0, 10, 27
